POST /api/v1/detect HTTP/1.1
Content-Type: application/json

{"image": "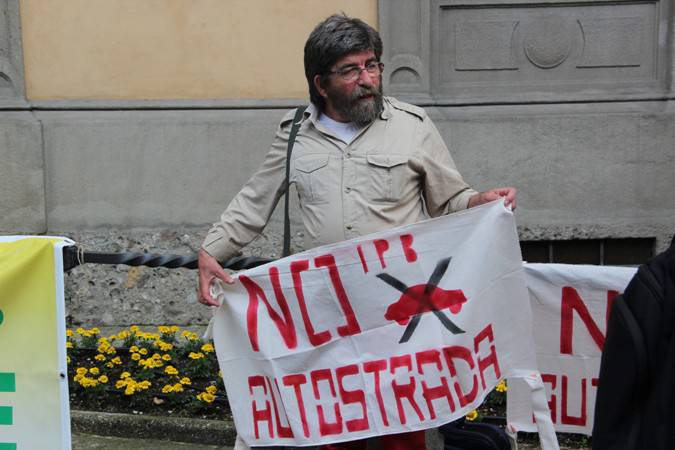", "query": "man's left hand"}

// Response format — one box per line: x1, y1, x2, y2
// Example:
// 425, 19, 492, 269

468, 187, 517, 210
